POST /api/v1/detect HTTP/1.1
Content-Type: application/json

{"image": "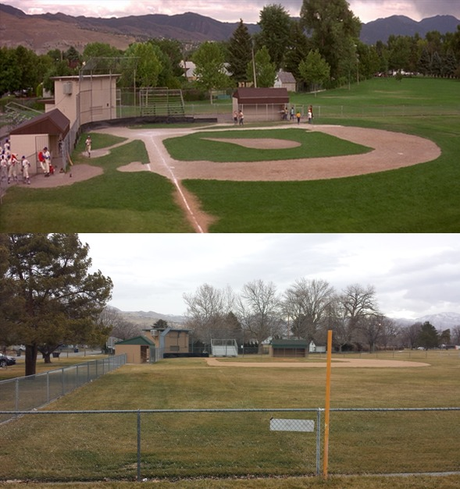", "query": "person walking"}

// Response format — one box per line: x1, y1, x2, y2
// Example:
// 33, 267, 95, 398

238, 110, 244, 125
308, 105, 314, 124
85, 135, 92, 157
296, 110, 301, 124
